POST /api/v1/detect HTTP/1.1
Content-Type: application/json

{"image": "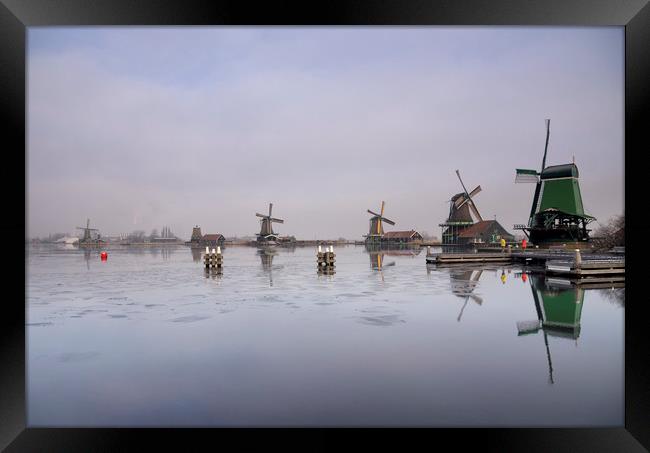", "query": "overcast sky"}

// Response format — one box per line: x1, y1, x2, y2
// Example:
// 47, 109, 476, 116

27, 27, 624, 240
